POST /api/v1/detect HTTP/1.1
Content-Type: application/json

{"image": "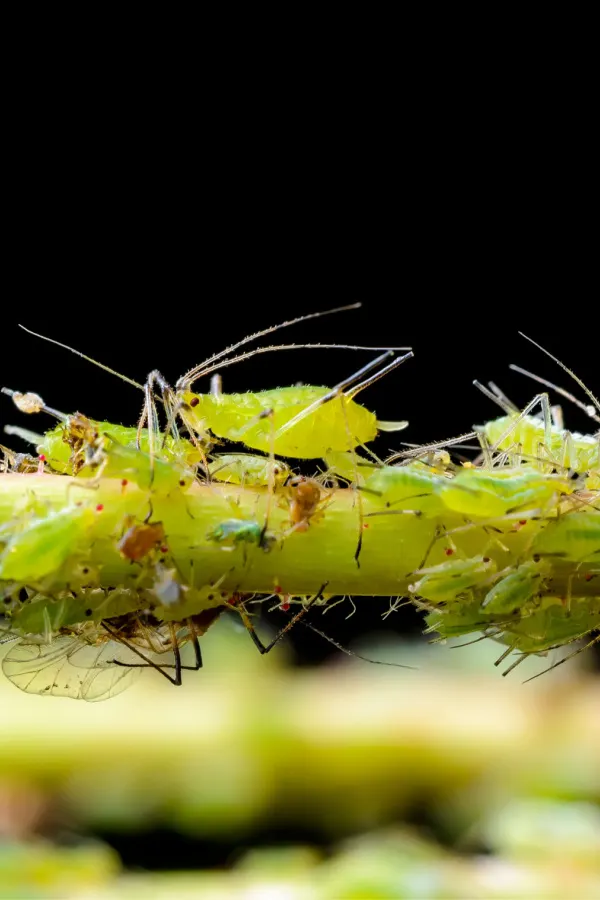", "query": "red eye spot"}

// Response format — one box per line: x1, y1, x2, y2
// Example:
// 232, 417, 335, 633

585, 573, 594, 582
160, 545, 169, 553
121, 479, 128, 487
273, 584, 282, 594
483, 557, 490, 563
280, 602, 290, 611
519, 520, 527, 526
445, 548, 455, 556
38, 454, 46, 462
96, 504, 104, 512
190, 397, 200, 408
362, 523, 370, 529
